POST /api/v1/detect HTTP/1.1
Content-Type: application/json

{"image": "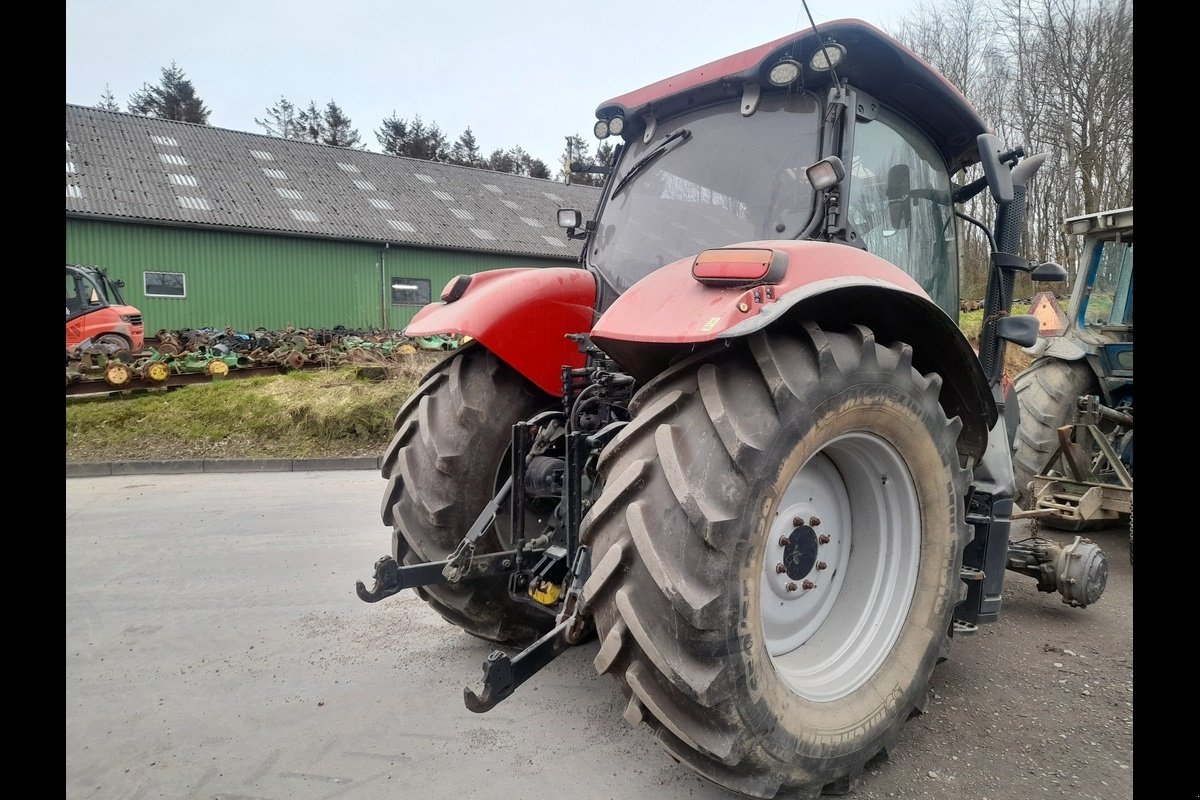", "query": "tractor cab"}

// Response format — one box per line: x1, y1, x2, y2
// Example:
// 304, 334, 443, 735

560, 19, 988, 319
